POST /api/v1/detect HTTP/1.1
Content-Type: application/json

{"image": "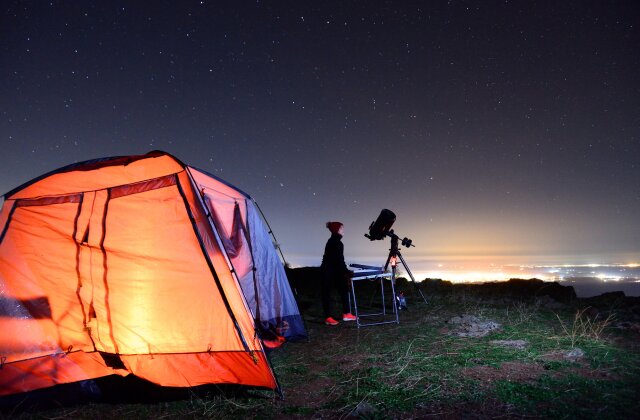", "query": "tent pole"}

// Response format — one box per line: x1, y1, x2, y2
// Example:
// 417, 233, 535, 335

175, 174, 252, 353
185, 168, 264, 330
183, 168, 282, 389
